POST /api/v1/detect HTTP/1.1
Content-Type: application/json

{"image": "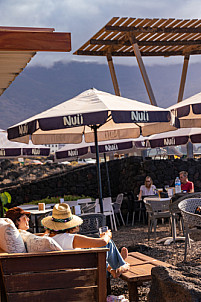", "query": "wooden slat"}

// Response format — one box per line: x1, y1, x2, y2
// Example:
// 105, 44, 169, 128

126, 255, 144, 265
4, 269, 97, 292
0, 26, 55, 32
7, 286, 97, 302
74, 17, 201, 58
97, 252, 107, 302
1, 253, 97, 274
0, 32, 71, 52
75, 17, 119, 53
